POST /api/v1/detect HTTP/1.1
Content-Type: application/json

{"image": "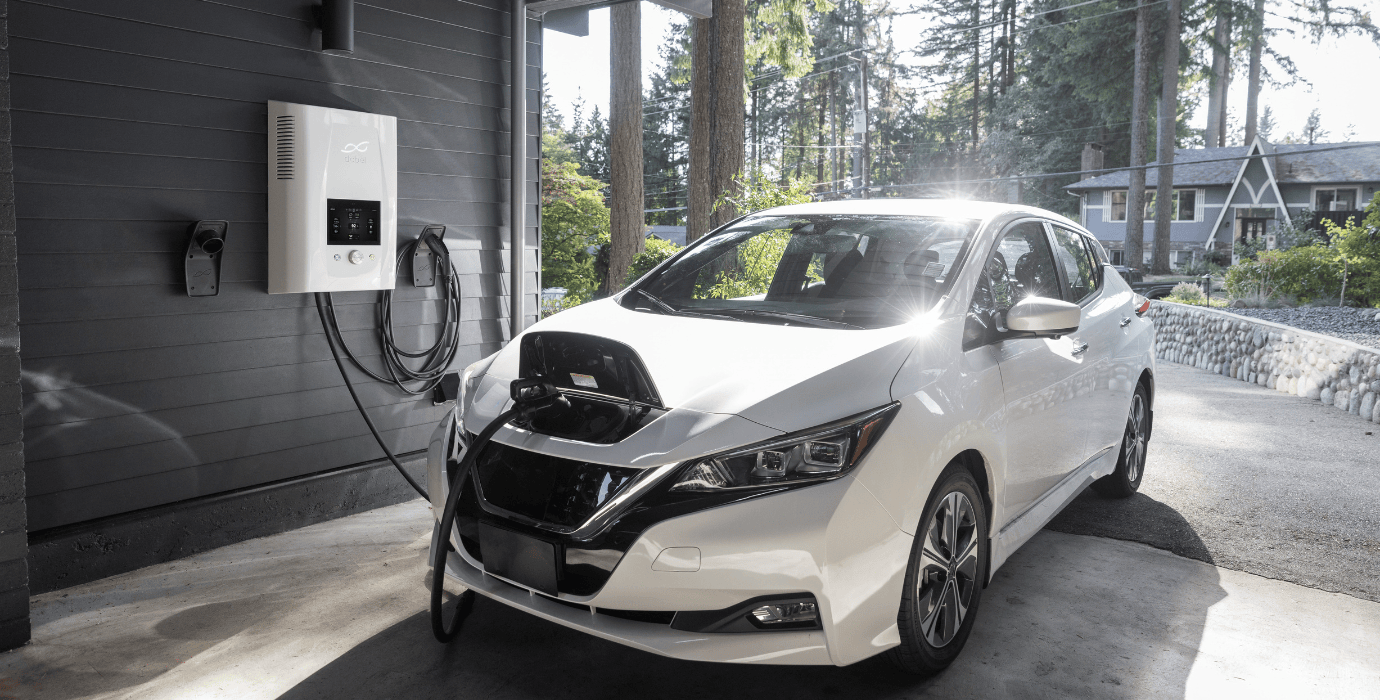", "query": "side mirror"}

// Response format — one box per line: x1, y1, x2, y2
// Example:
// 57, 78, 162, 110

1006, 296, 1081, 338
